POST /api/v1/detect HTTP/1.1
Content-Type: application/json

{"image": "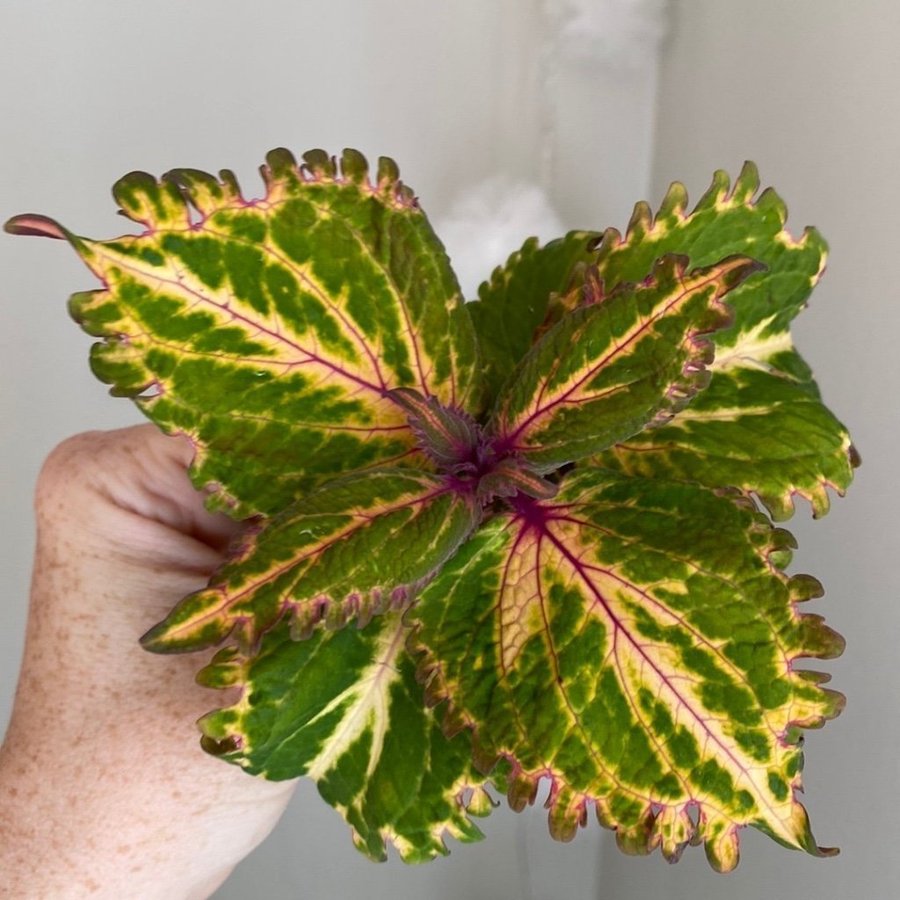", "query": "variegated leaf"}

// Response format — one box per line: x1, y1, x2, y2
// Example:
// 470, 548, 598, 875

411, 470, 844, 871
594, 162, 824, 343
467, 231, 601, 400
5, 148, 480, 515
198, 612, 492, 862
141, 468, 479, 652
591, 162, 856, 516
488, 255, 762, 470
599, 356, 859, 520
